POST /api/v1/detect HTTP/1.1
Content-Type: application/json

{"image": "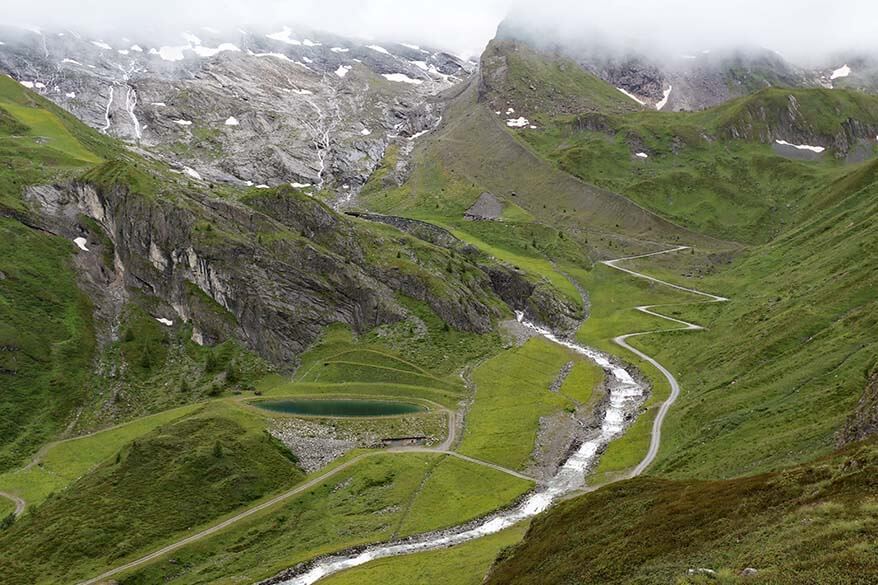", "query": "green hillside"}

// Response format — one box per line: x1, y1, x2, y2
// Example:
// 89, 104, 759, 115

485, 438, 878, 585
519, 87, 878, 243
0, 404, 305, 584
